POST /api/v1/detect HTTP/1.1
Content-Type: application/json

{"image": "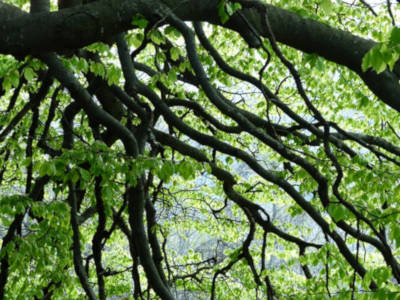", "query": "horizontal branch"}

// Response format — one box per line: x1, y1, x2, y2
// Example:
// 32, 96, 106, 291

0, 1, 399, 111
